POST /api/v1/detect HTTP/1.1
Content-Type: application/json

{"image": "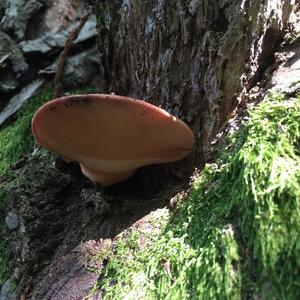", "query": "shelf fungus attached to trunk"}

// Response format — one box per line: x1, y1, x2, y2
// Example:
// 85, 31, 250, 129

32, 94, 194, 186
